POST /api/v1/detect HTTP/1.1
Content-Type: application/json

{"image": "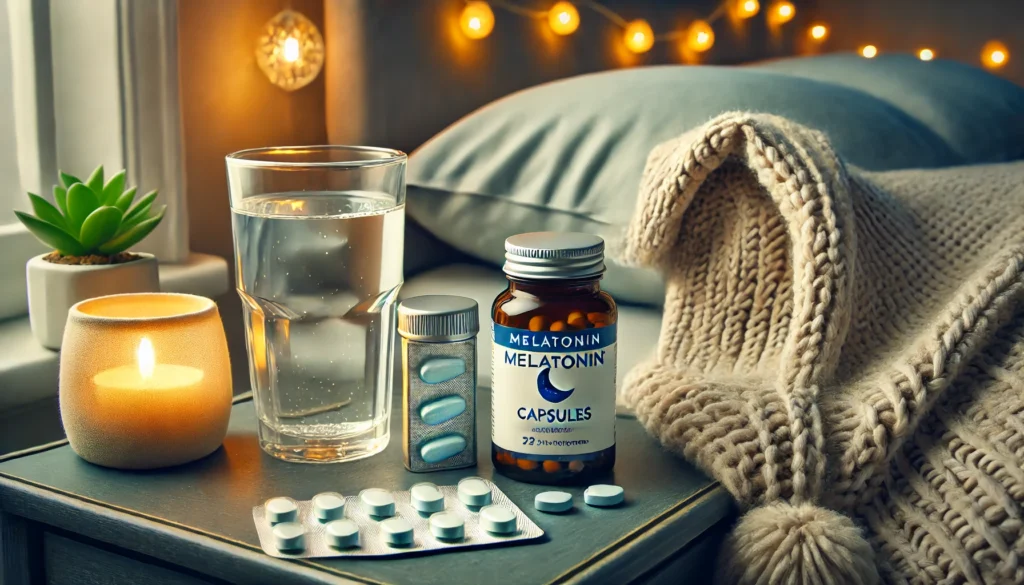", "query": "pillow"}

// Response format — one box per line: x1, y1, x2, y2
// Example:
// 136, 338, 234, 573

406, 55, 1024, 305
753, 54, 1024, 165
